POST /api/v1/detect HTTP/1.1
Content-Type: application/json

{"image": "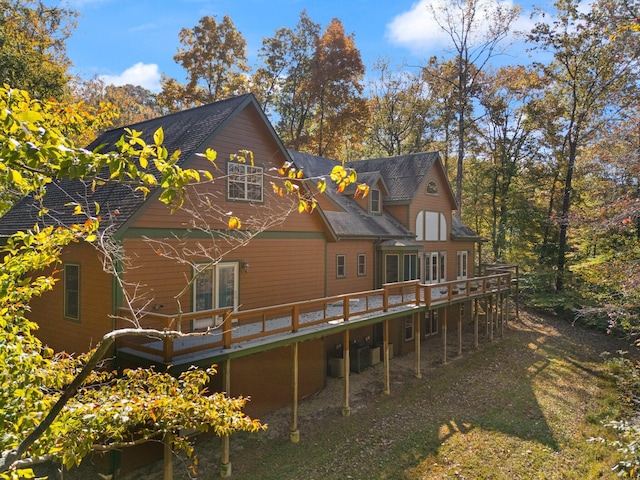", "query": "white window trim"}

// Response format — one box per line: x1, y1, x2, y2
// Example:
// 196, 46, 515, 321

227, 162, 264, 202
457, 250, 468, 280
